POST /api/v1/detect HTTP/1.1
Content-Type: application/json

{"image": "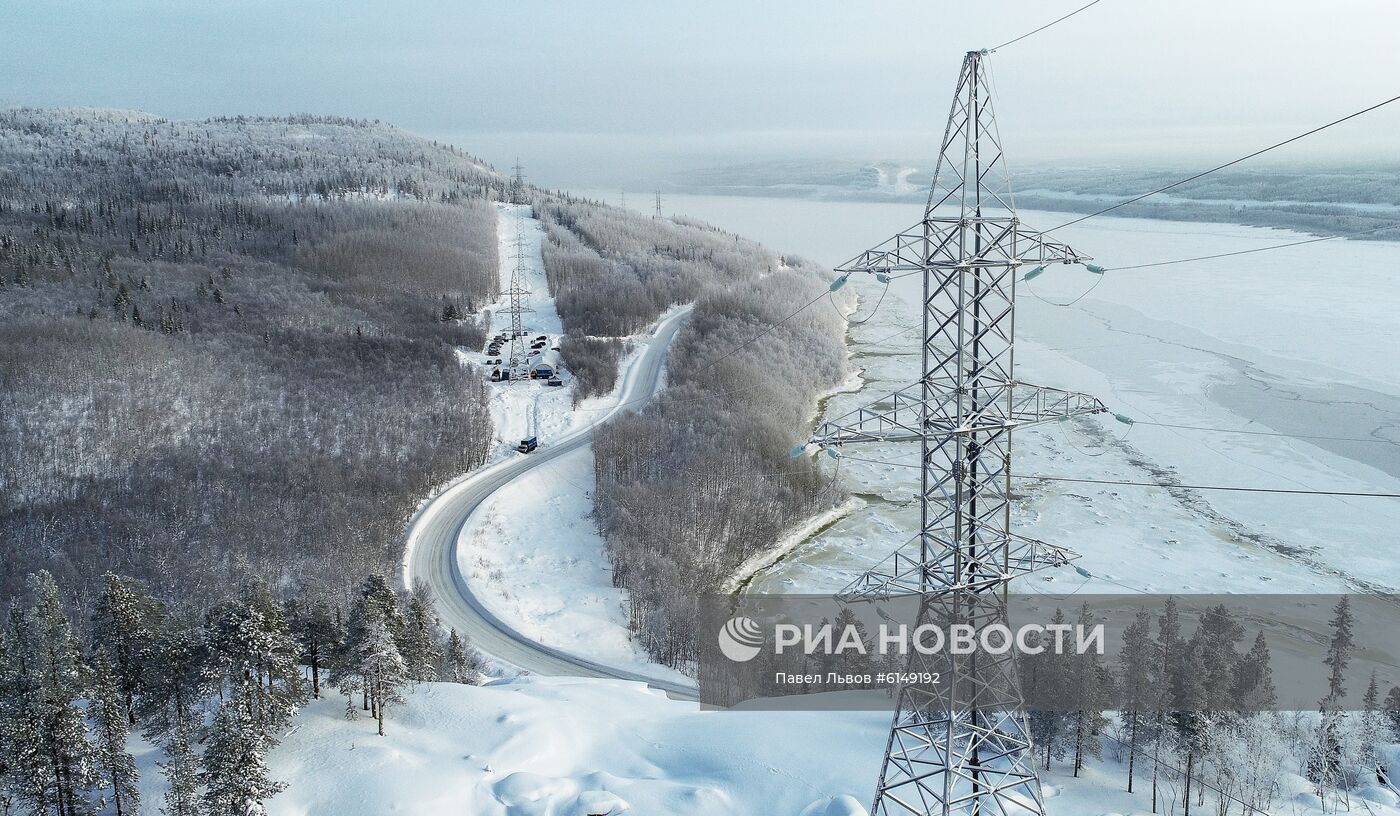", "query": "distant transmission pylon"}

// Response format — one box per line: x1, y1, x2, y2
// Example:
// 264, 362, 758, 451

502, 212, 534, 381
511, 158, 527, 205
654, 189, 663, 218
807, 49, 1106, 816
